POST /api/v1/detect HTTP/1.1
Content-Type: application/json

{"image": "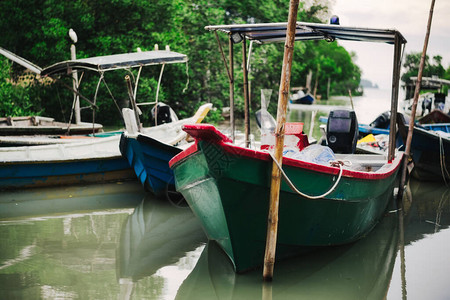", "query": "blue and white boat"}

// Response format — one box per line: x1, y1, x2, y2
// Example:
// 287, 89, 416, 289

356, 110, 450, 182
0, 134, 134, 189
397, 113, 450, 182
120, 103, 212, 197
